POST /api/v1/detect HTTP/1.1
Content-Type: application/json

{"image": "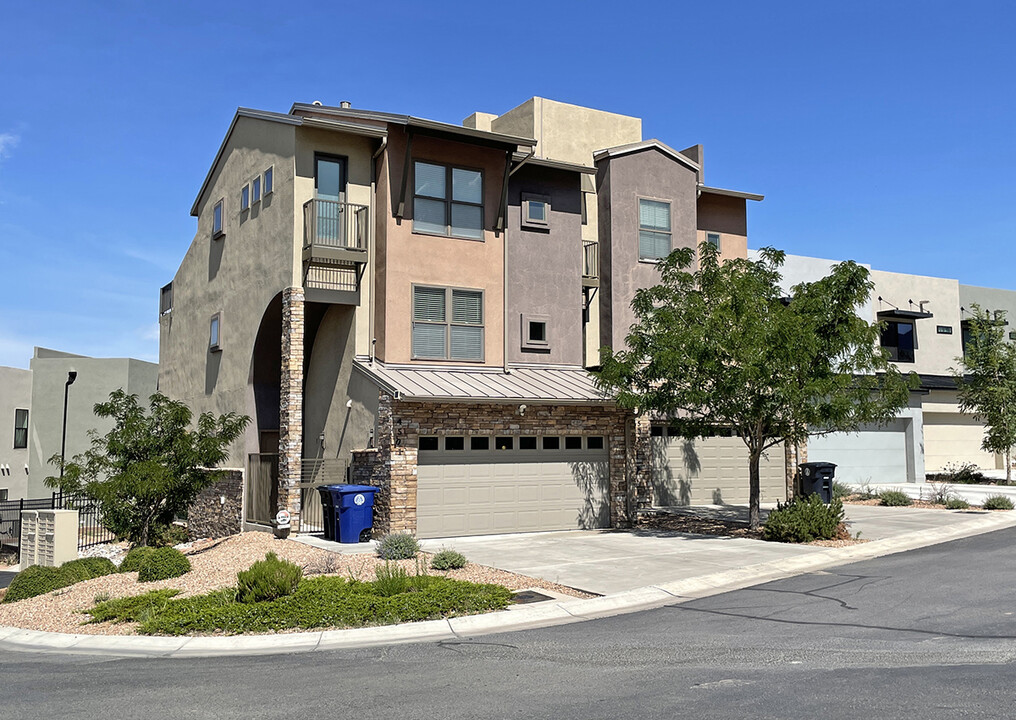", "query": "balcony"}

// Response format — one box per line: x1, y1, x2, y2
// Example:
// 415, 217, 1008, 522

582, 241, 599, 288
303, 199, 369, 303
